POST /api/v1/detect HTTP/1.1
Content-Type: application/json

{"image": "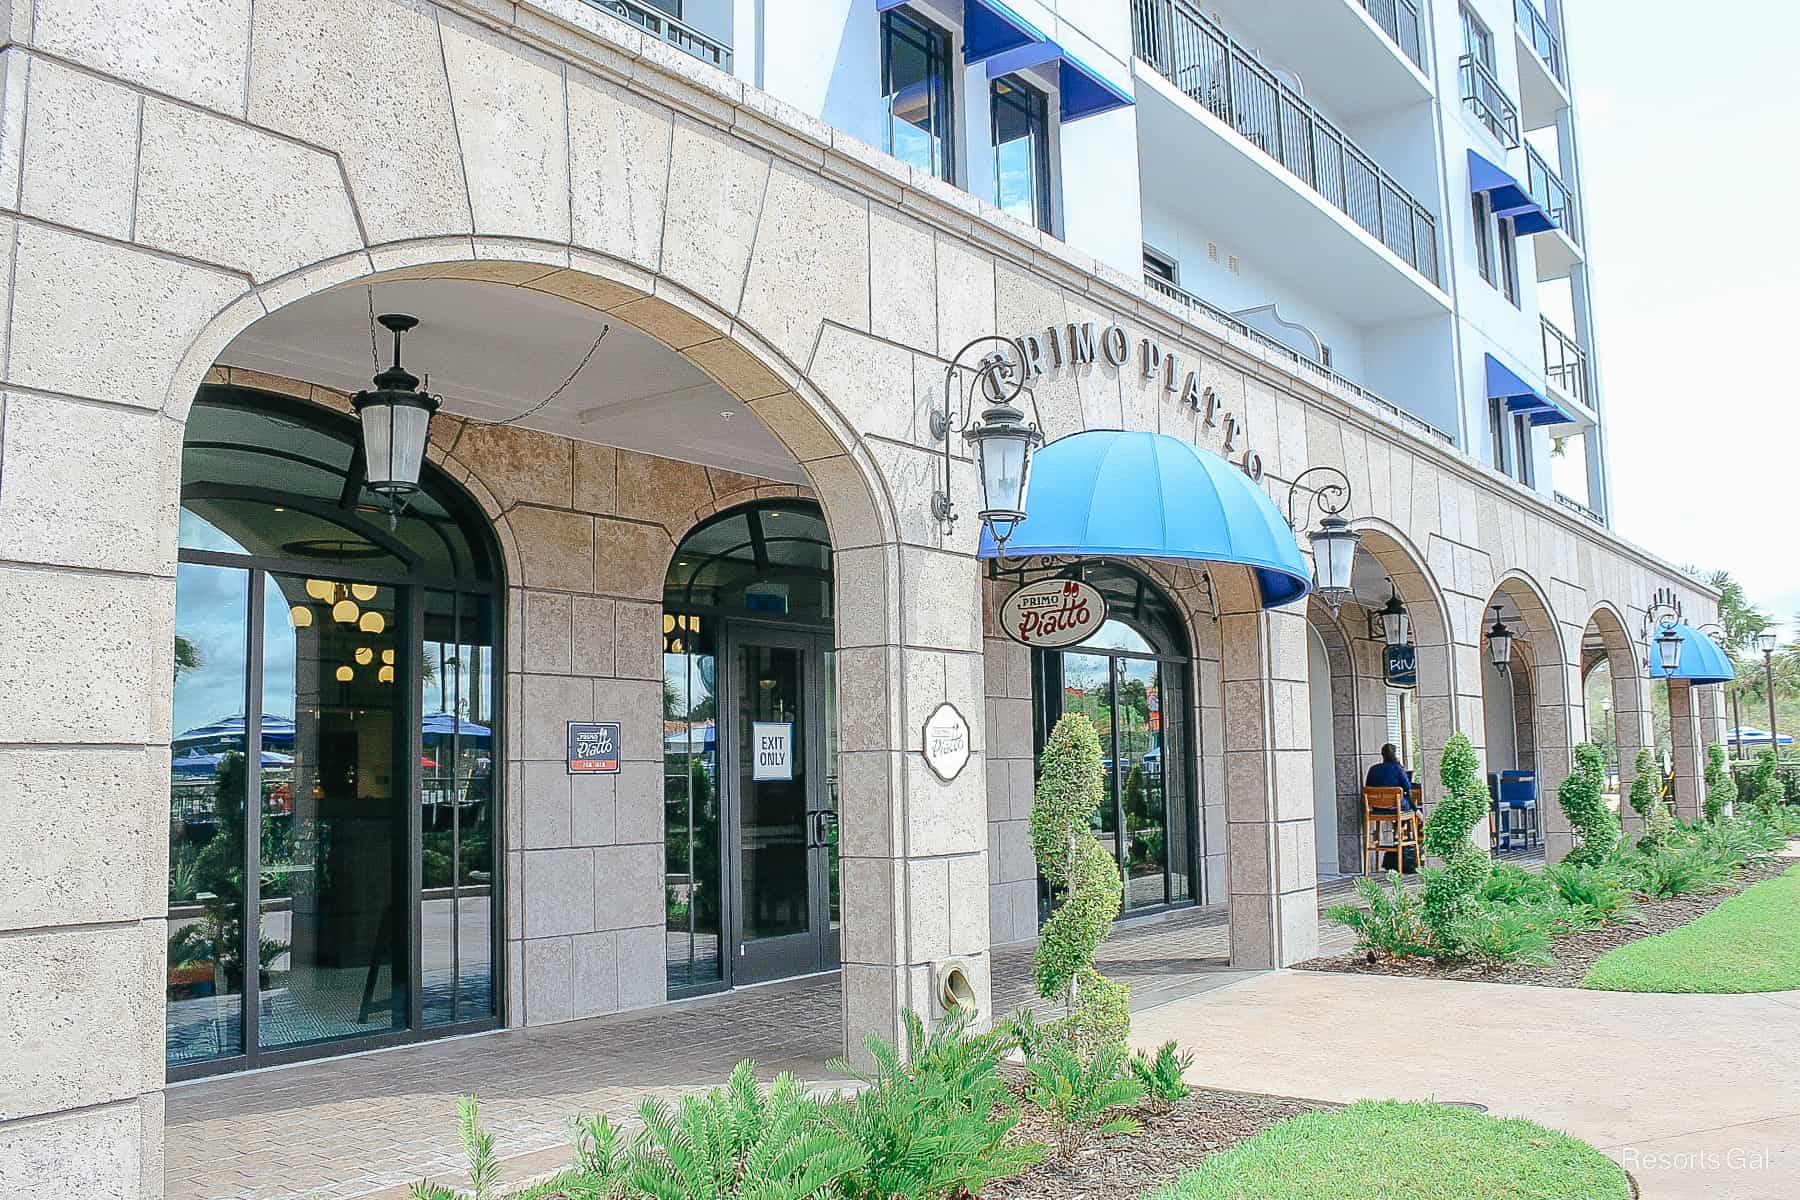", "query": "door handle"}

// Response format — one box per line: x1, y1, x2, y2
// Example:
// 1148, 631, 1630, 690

810, 810, 839, 848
